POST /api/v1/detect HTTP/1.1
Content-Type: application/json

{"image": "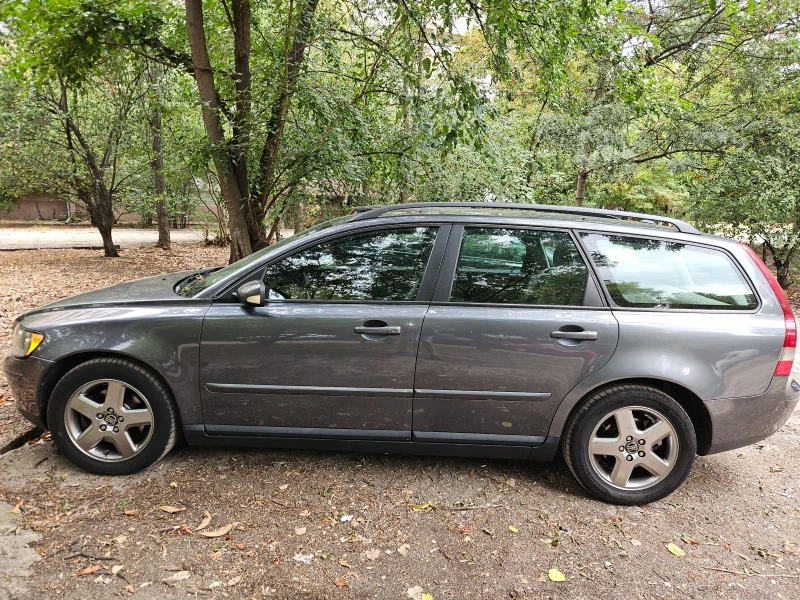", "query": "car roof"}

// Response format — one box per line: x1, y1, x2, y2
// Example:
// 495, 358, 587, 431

348, 202, 701, 235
